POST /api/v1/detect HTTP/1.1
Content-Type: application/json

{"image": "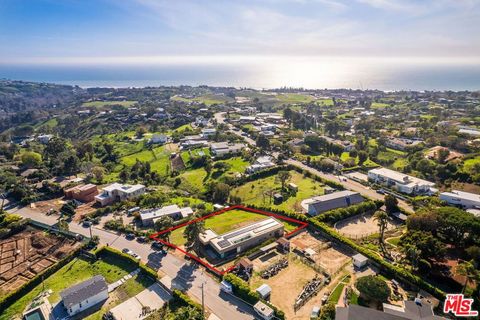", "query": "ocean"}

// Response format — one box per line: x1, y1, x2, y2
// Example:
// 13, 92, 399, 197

1, 56, 479, 91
